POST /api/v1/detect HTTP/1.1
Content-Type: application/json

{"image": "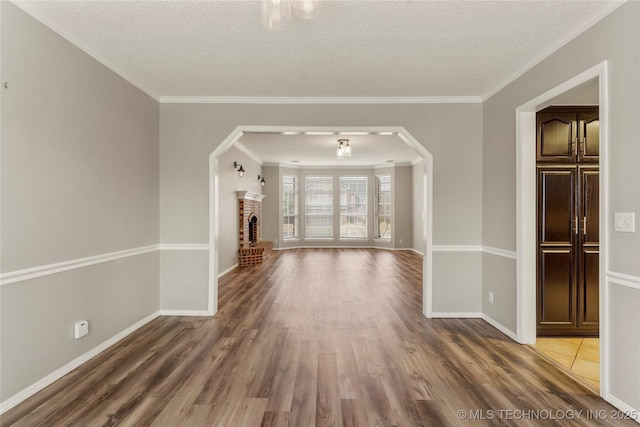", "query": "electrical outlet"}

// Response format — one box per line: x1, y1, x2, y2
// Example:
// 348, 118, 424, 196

489, 292, 494, 304
74, 320, 89, 339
